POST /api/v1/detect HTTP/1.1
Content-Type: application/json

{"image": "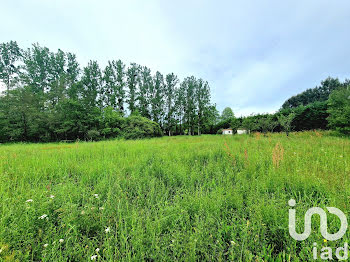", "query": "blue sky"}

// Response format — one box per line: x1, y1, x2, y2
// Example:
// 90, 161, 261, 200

1, 0, 350, 116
